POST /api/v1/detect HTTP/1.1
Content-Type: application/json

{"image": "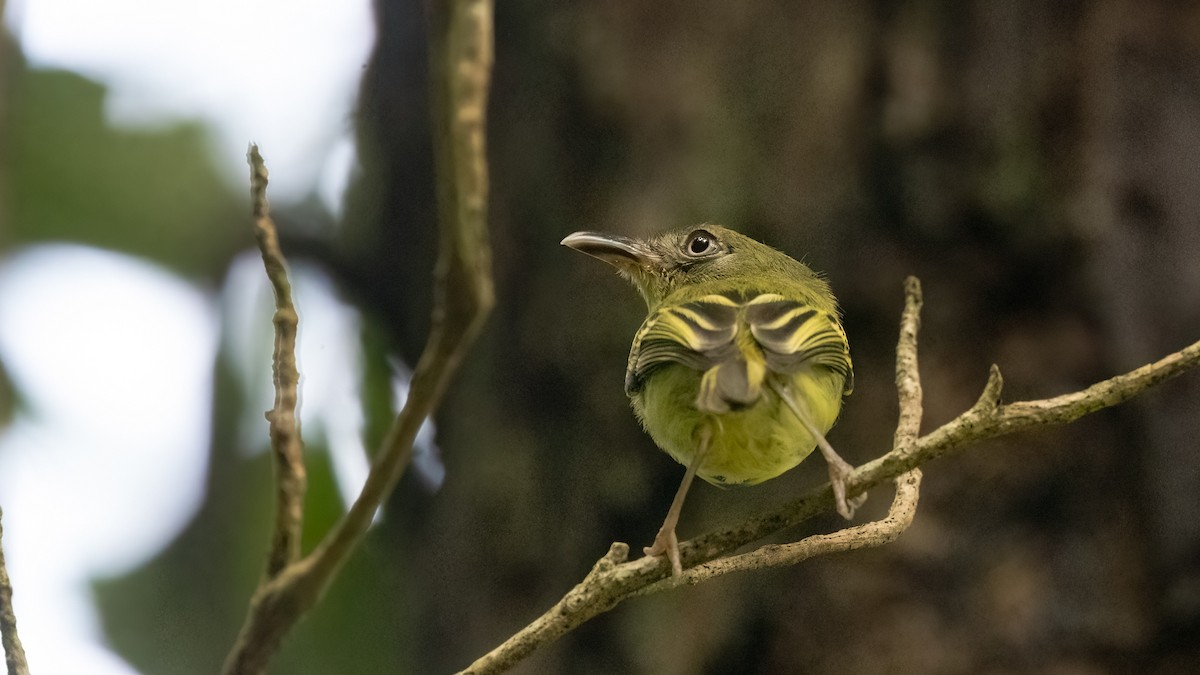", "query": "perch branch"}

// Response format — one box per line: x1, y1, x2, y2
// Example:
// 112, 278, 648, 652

248, 144, 306, 580
459, 275, 1200, 675
457, 277, 927, 674
220, 1, 494, 673
641, 469, 922, 590
638, 277, 926, 592
0, 508, 30, 675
